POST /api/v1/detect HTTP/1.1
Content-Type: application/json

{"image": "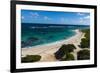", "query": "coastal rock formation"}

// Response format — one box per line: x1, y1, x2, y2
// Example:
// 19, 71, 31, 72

21, 41, 29, 48
21, 37, 39, 48
28, 37, 39, 41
